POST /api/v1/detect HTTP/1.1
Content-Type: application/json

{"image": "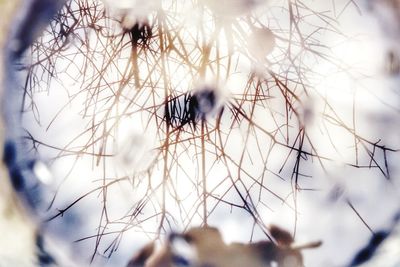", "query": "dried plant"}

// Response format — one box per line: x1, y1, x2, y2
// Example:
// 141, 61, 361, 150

16, 0, 399, 265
